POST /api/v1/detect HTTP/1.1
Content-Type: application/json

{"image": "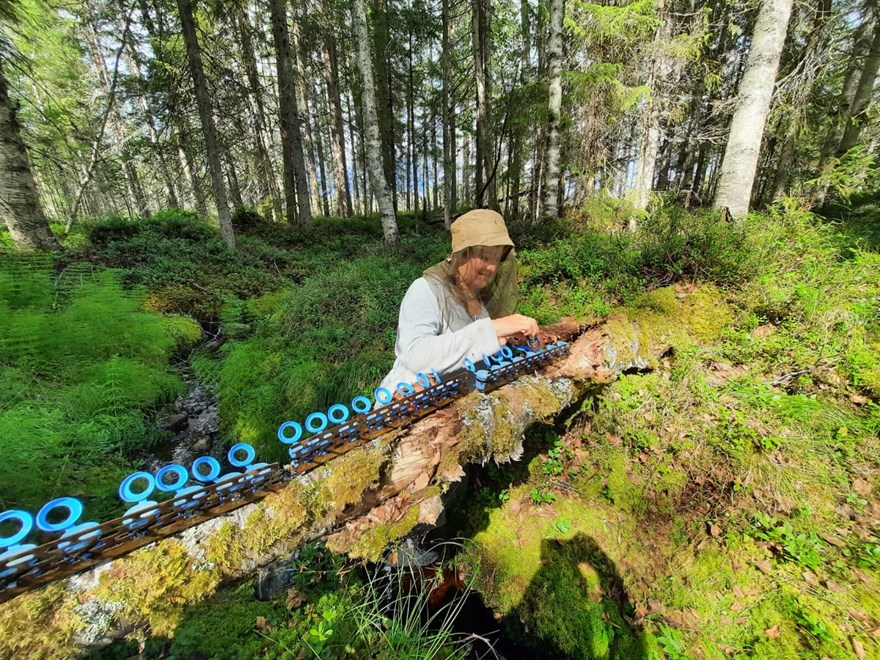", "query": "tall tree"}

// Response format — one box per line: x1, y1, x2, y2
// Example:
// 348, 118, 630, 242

471, 0, 496, 209
176, 0, 235, 247
836, 12, 880, 156
542, 0, 564, 219
235, 8, 283, 222
714, 0, 794, 218
441, 0, 456, 228
352, 0, 398, 242
320, 7, 353, 217
0, 62, 61, 250
269, 0, 312, 226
